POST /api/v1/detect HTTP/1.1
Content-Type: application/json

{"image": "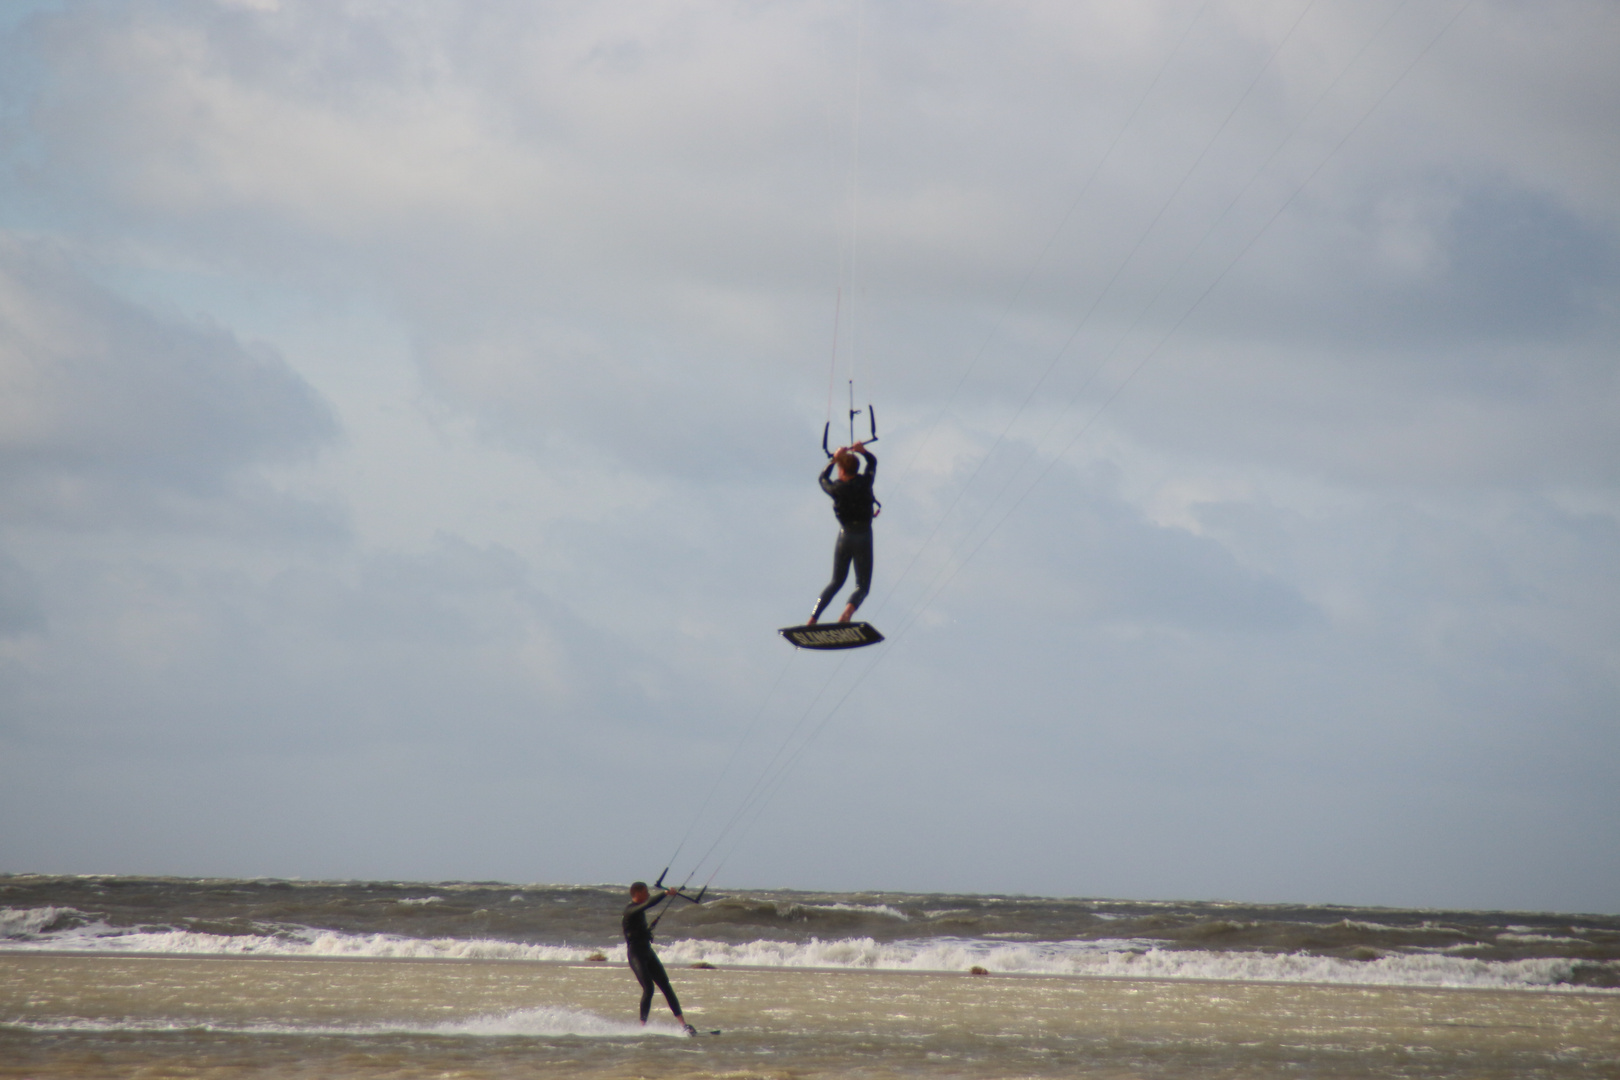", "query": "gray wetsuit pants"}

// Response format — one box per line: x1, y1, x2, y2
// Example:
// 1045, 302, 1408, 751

813, 527, 873, 619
